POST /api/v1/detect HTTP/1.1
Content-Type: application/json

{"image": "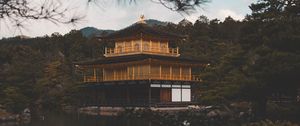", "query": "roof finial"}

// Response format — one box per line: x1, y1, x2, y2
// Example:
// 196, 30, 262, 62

138, 15, 146, 24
